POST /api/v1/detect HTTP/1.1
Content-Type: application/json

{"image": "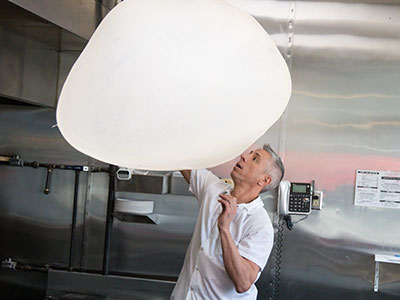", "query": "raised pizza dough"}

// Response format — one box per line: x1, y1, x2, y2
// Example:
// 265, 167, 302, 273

56, 0, 291, 170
